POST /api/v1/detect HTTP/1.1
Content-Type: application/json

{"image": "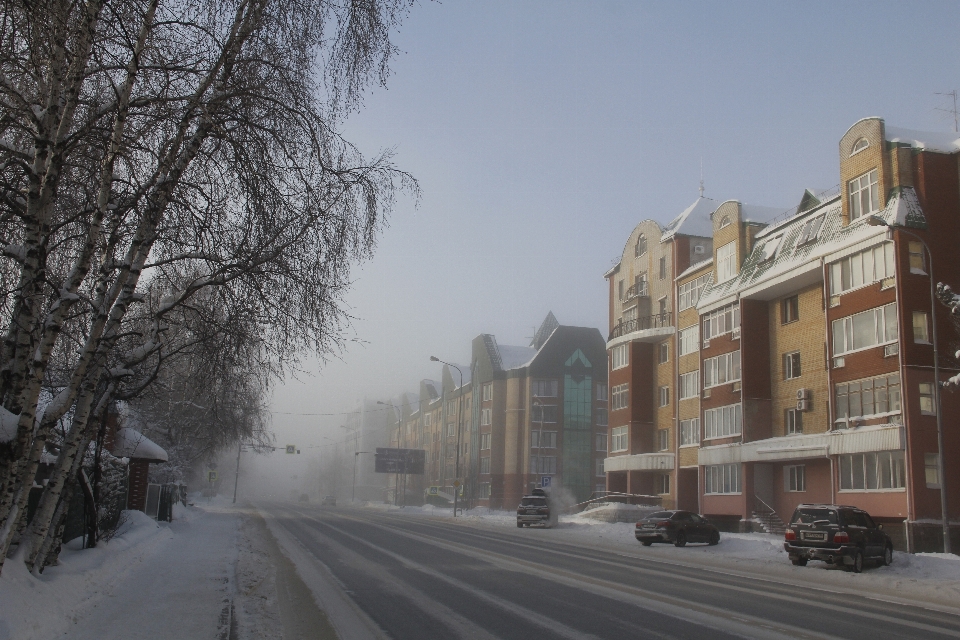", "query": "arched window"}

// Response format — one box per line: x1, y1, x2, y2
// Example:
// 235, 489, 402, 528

851, 138, 869, 155
719, 216, 731, 229
635, 234, 647, 257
